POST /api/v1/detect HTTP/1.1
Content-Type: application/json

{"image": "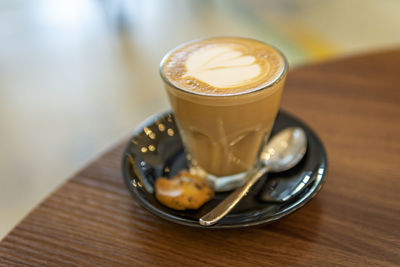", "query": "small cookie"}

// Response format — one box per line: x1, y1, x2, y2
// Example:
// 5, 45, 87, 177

155, 171, 214, 210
